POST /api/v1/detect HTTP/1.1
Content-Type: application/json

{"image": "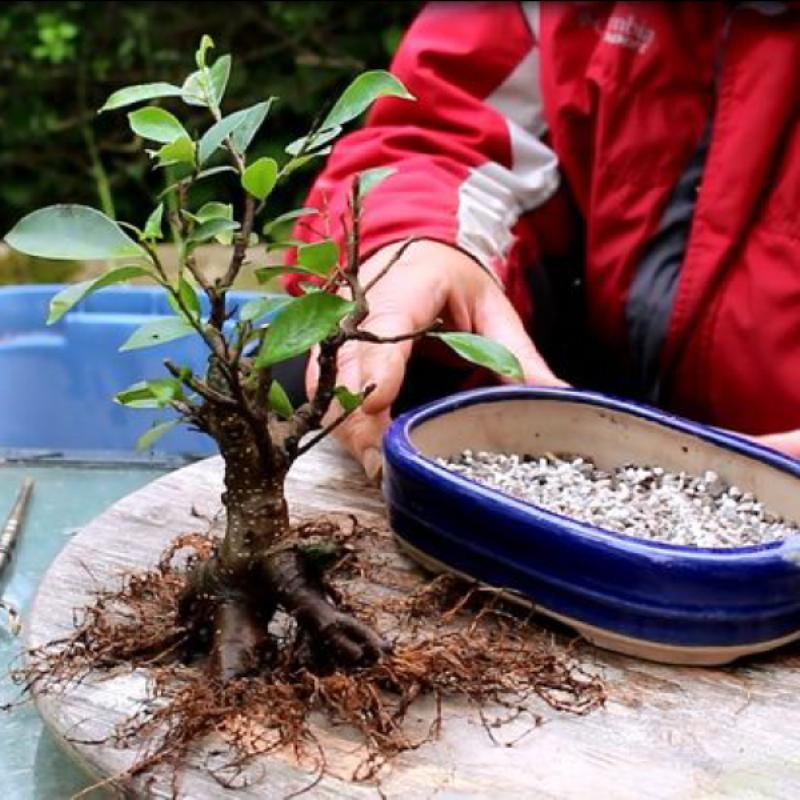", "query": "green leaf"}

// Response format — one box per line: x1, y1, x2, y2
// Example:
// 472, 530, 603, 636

115, 378, 182, 409
256, 293, 355, 367
242, 157, 278, 200
297, 240, 339, 277
267, 380, 294, 419
182, 54, 231, 109
281, 150, 330, 177
430, 332, 524, 381
262, 208, 318, 237
194, 201, 232, 223
358, 166, 395, 197
195, 34, 214, 68
128, 106, 188, 144
181, 71, 207, 107
192, 201, 234, 244
6, 205, 148, 261
187, 217, 239, 246
285, 126, 342, 157
142, 203, 164, 241
207, 55, 232, 107
137, 419, 180, 451
334, 386, 364, 413
322, 70, 414, 129
147, 377, 184, 404
99, 82, 183, 113
231, 99, 273, 152
115, 381, 160, 409
239, 294, 292, 322
150, 136, 196, 168
167, 276, 200, 321
198, 100, 272, 165
254, 265, 321, 284
47, 265, 152, 324
120, 317, 196, 352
